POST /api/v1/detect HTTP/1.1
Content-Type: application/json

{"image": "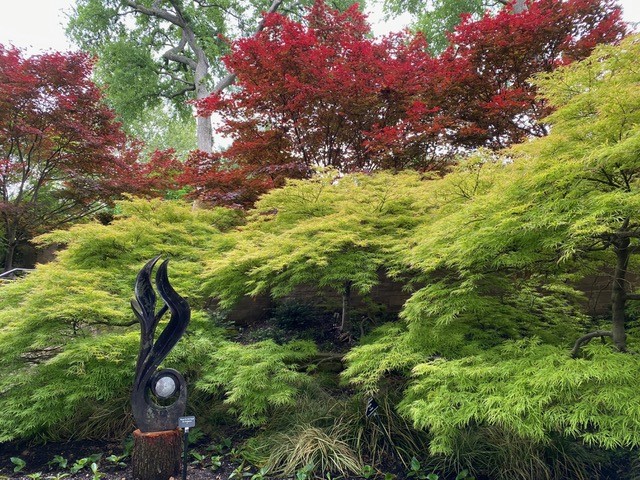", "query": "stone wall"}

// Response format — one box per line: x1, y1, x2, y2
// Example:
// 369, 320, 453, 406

225, 271, 629, 326
226, 273, 412, 327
